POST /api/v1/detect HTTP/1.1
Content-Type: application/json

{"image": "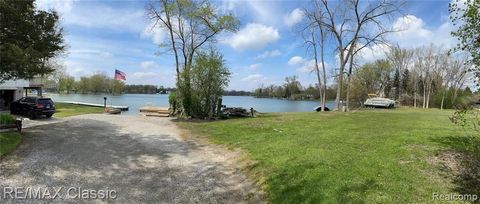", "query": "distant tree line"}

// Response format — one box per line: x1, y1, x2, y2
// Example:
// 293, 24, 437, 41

45, 69, 176, 95
223, 90, 252, 96
46, 72, 126, 95
253, 75, 337, 100
124, 85, 175, 94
